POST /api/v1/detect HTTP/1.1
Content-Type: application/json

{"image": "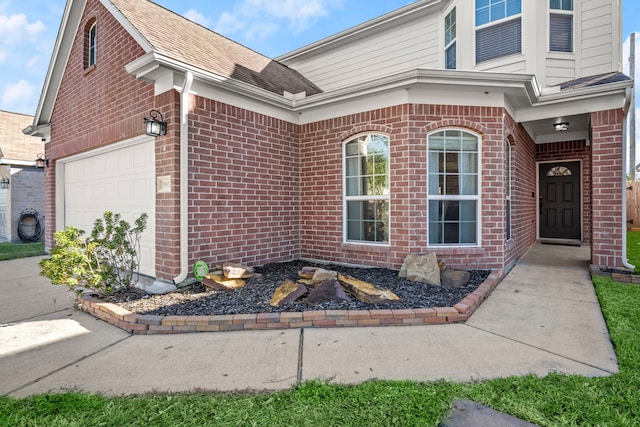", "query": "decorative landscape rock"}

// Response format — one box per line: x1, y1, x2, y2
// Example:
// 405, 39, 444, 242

202, 273, 246, 291
311, 268, 338, 283
298, 266, 318, 280
305, 280, 352, 306
441, 269, 470, 288
399, 253, 441, 286
270, 280, 308, 307
338, 273, 400, 304
223, 262, 255, 279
